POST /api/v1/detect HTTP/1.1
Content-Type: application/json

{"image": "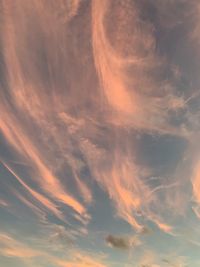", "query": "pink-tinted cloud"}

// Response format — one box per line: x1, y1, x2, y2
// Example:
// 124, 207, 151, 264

0, 199, 8, 207
54, 255, 108, 267
0, 232, 41, 259
91, 0, 187, 136
193, 161, 200, 200
0, 116, 86, 216
1, 161, 64, 221
0, 1, 198, 258
191, 160, 200, 216
0, 231, 108, 267
0, 0, 183, 235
